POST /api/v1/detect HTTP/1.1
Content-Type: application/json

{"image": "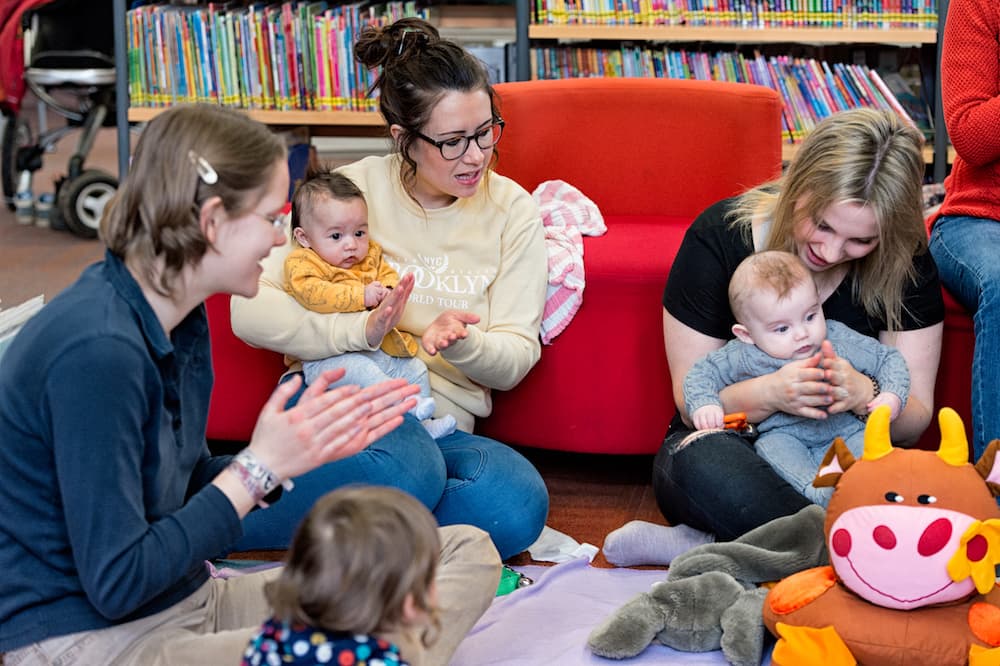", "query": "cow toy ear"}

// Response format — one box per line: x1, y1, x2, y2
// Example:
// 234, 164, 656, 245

814, 438, 856, 488
974, 440, 1000, 496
